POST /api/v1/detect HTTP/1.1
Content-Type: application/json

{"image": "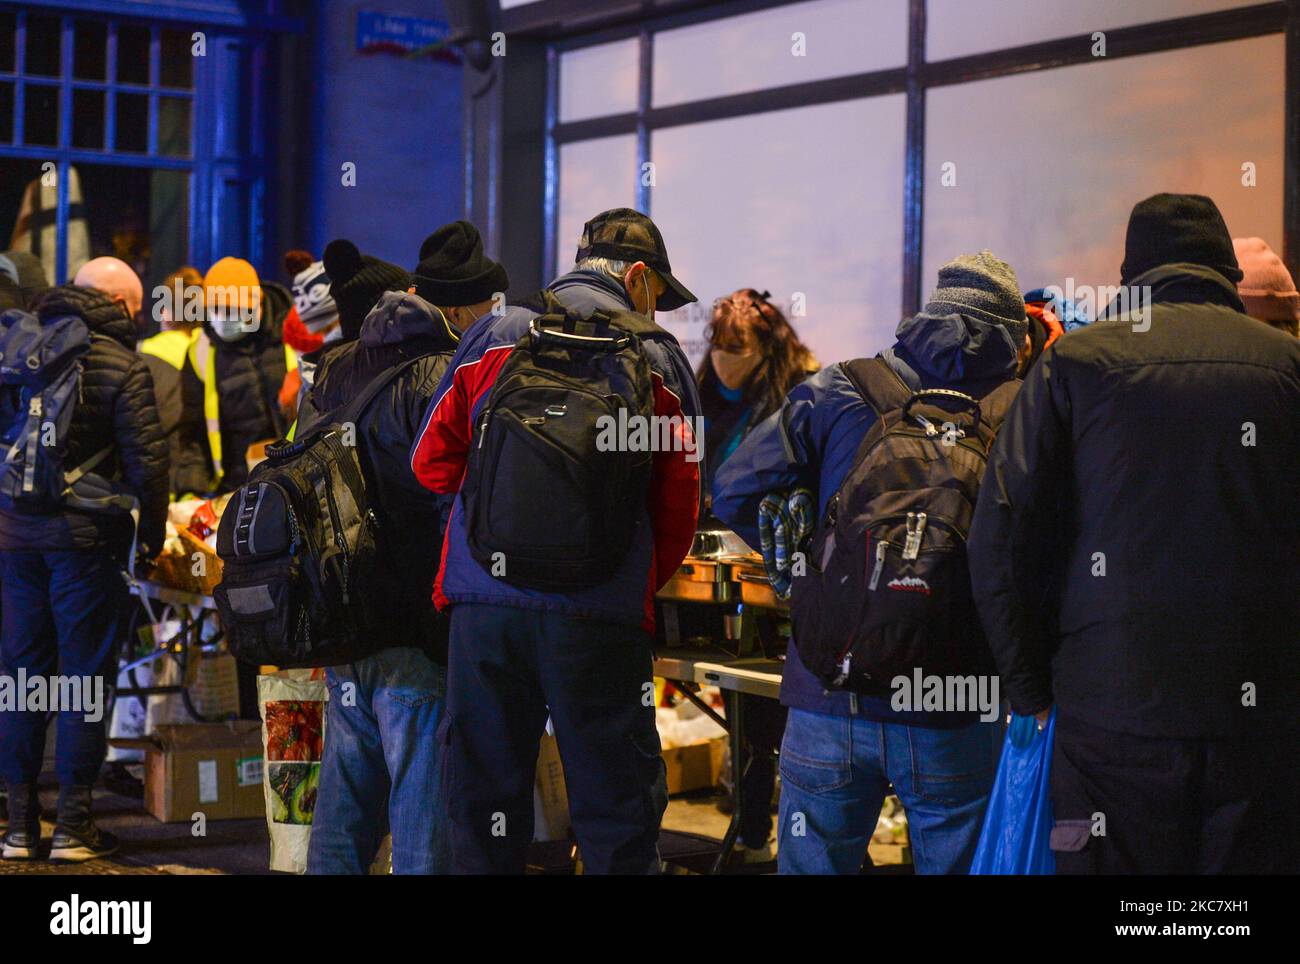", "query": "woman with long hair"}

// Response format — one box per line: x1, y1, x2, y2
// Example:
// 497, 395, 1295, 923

696, 288, 818, 487
694, 288, 816, 863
